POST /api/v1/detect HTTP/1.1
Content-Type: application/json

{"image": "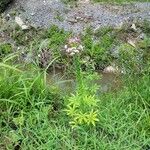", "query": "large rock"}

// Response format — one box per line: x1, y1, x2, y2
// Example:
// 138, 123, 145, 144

0, 0, 13, 13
